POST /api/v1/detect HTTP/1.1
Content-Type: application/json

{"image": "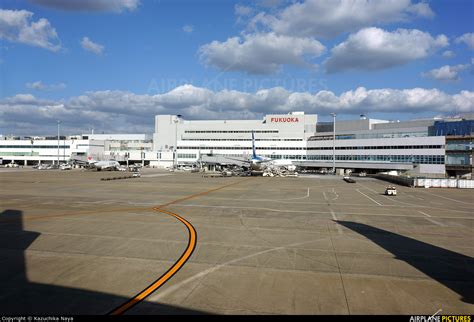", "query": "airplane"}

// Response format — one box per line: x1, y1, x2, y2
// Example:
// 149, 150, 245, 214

90, 159, 120, 171
270, 158, 297, 172
225, 131, 296, 173
248, 130, 273, 171
76, 156, 121, 171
